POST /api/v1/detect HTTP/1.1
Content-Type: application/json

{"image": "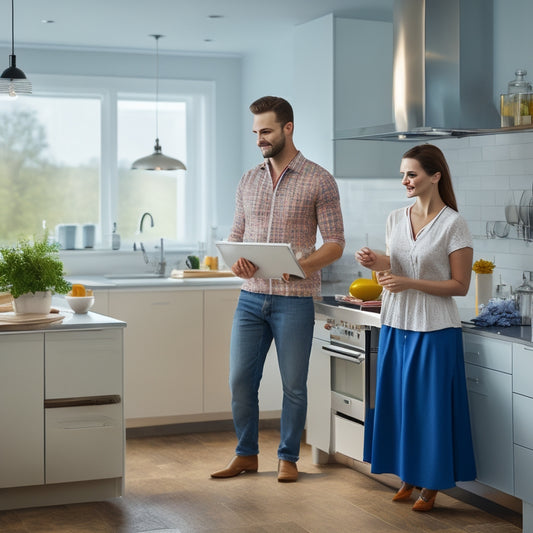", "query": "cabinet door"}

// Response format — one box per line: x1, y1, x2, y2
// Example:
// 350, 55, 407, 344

45, 329, 123, 398
465, 362, 514, 494
0, 334, 44, 488
306, 335, 332, 455
109, 289, 203, 421
203, 289, 239, 413
514, 444, 533, 503
463, 332, 512, 373
513, 343, 533, 397
258, 344, 283, 413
